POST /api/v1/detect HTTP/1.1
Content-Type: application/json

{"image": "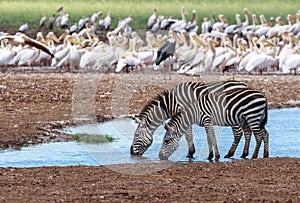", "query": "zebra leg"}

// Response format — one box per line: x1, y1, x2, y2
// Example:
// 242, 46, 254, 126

205, 124, 220, 161
205, 126, 213, 160
251, 133, 263, 159
224, 125, 243, 158
185, 126, 195, 159
262, 129, 269, 158
241, 125, 252, 158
